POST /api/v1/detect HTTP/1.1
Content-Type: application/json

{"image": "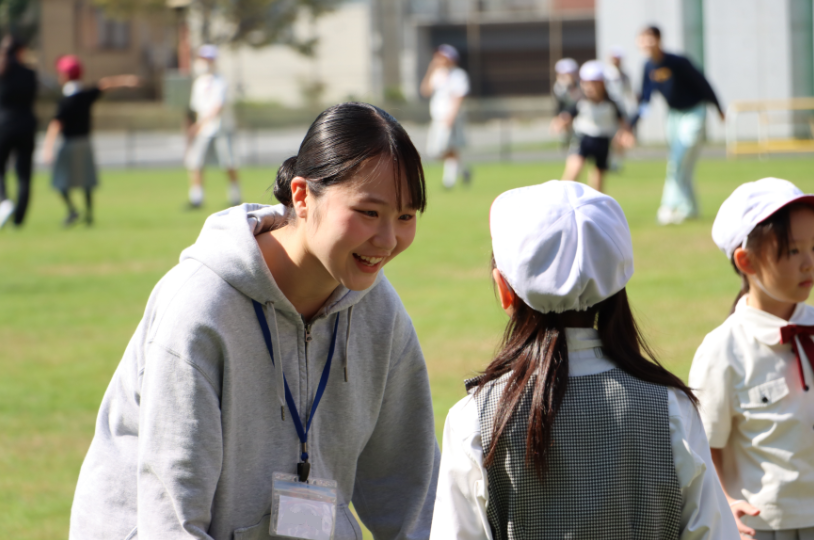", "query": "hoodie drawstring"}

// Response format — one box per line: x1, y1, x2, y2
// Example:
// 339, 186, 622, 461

261, 301, 288, 420
343, 305, 354, 382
